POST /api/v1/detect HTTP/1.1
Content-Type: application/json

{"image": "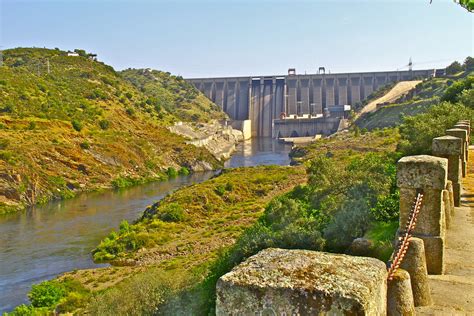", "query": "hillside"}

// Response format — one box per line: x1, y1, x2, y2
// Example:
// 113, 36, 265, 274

120, 68, 226, 122
0, 48, 226, 214
355, 71, 473, 130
